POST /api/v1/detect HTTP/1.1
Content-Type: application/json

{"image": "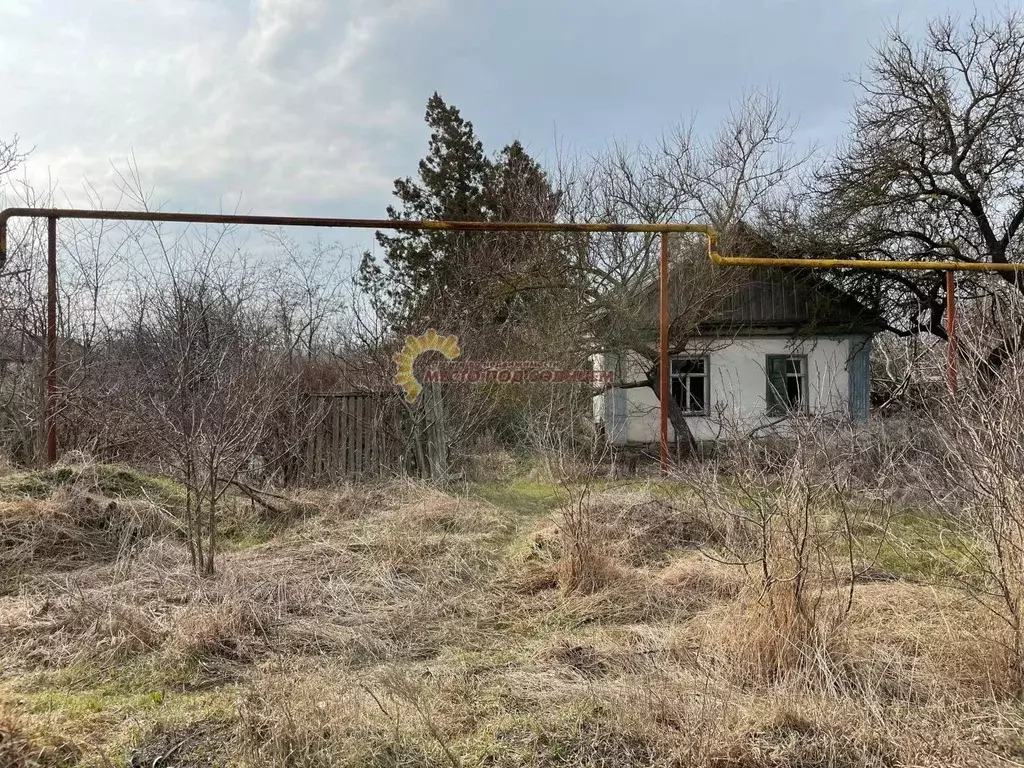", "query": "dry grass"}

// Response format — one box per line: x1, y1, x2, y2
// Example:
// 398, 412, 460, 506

0, 705, 79, 767
0, 489, 169, 591
1, 466, 1023, 766
583, 488, 722, 565
707, 583, 853, 688
0, 459, 182, 597
523, 486, 718, 598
